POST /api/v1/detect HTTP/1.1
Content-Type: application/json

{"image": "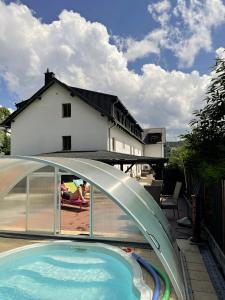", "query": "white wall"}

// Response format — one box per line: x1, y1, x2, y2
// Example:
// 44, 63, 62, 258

143, 127, 166, 158
144, 144, 164, 157
109, 126, 143, 176
109, 126, 143, 155
11, 83, 108, 155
